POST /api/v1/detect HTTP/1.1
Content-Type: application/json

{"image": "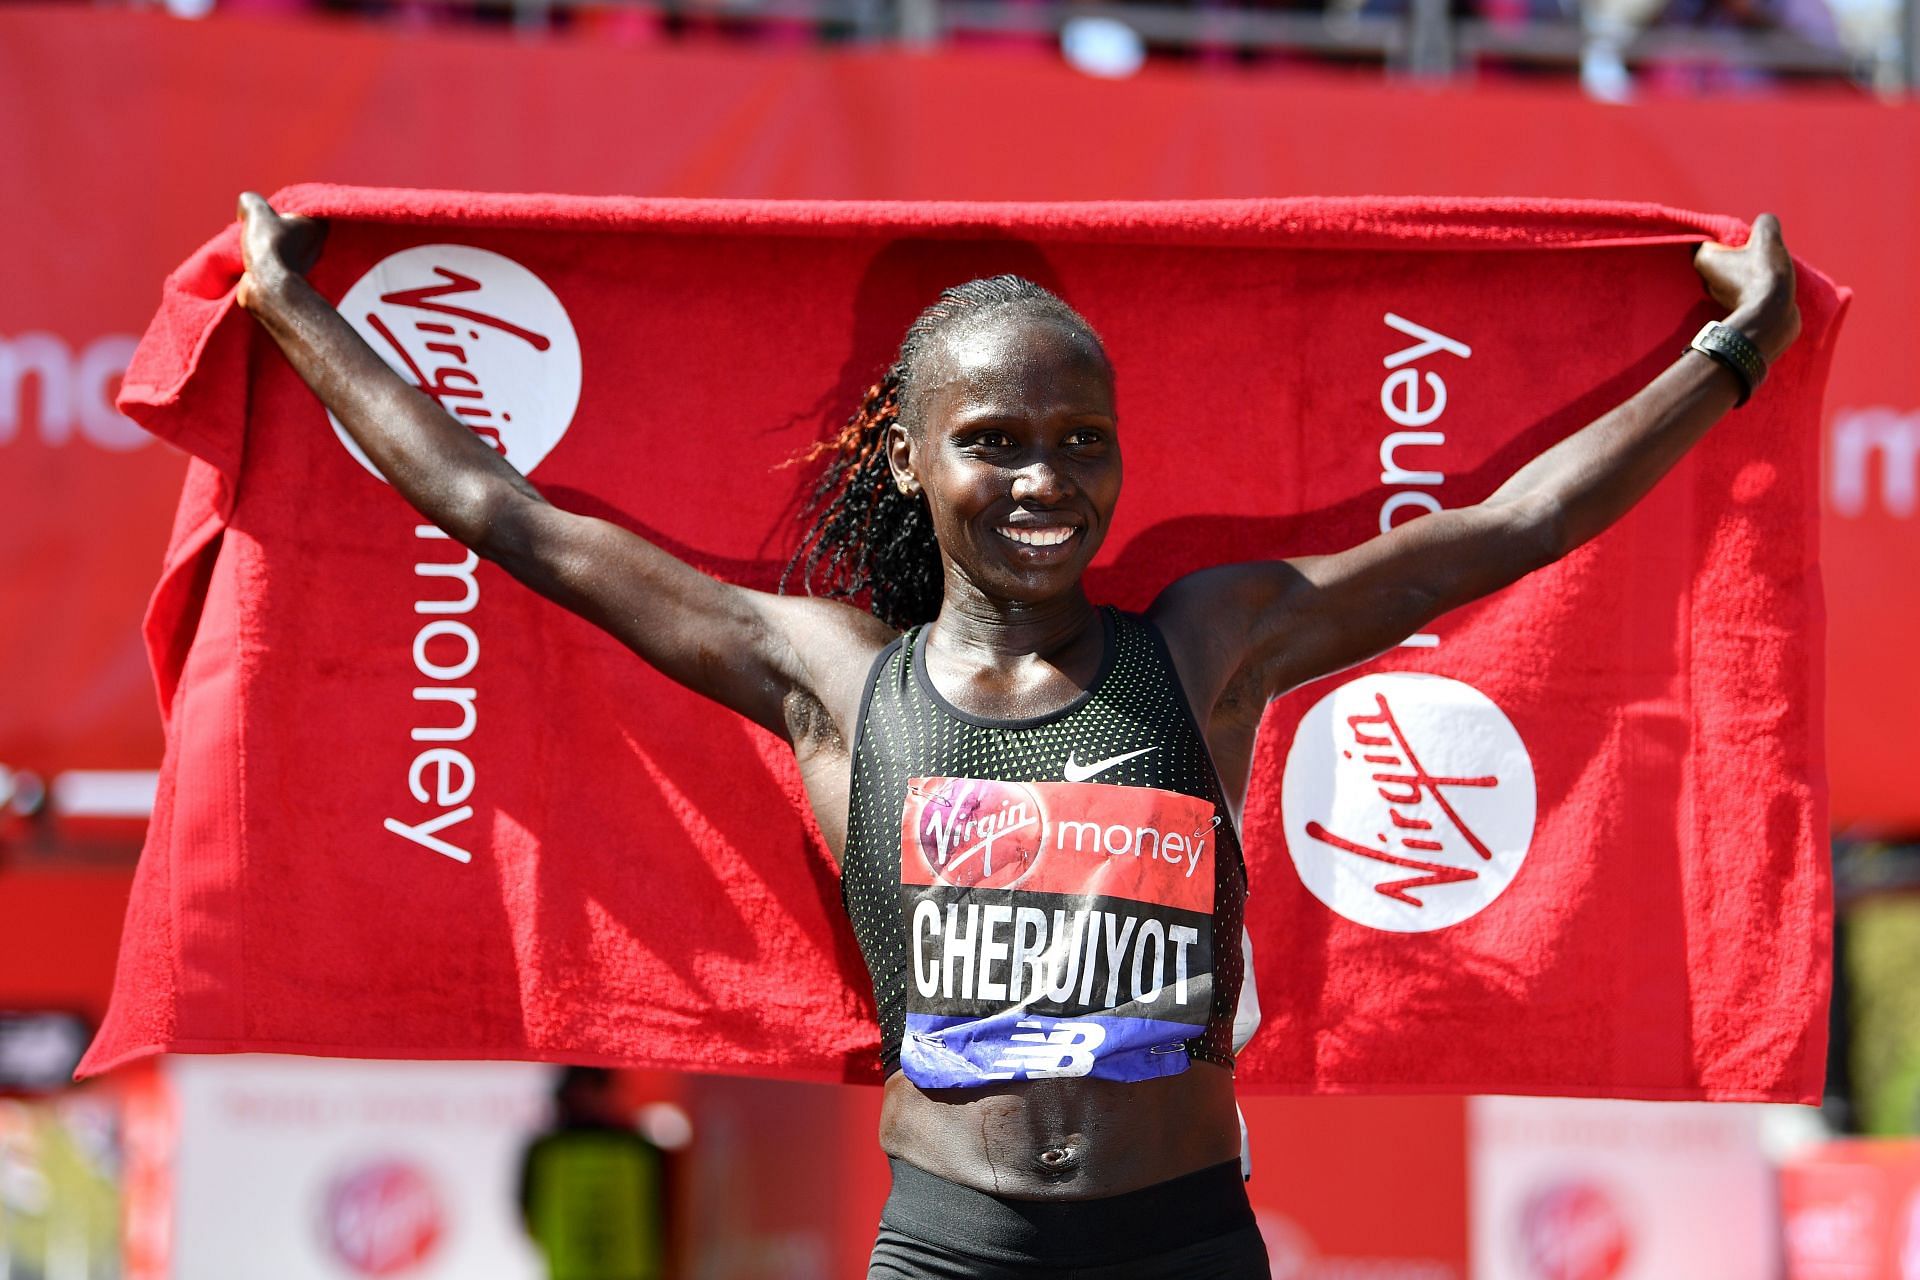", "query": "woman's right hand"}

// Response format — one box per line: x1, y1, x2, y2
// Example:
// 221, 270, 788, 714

1692, 212, 1800, 364
236, 191, 327, 314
